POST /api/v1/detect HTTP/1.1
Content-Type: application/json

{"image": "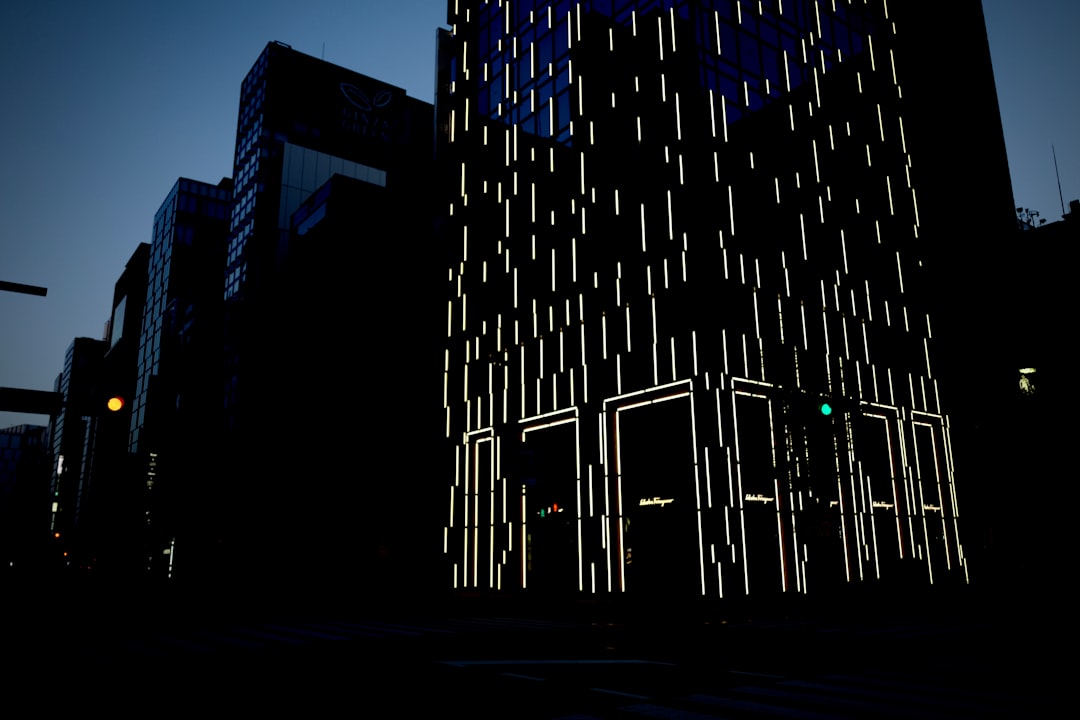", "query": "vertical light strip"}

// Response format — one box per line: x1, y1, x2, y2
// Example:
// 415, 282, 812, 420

551, 247, 556, 292
580, 152, 586, 196
675, 92, 682, 140
489, 439, 495, 588
666, 191, 674, 240
728, 186, 735, 236
640, 203, 647, 251
656, 15, 664, 62
800, 214, 807, 260
602, 313, 608, 359
669, 6, 677, 52
709, 90, 716, 137
692, 330, 699, 376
